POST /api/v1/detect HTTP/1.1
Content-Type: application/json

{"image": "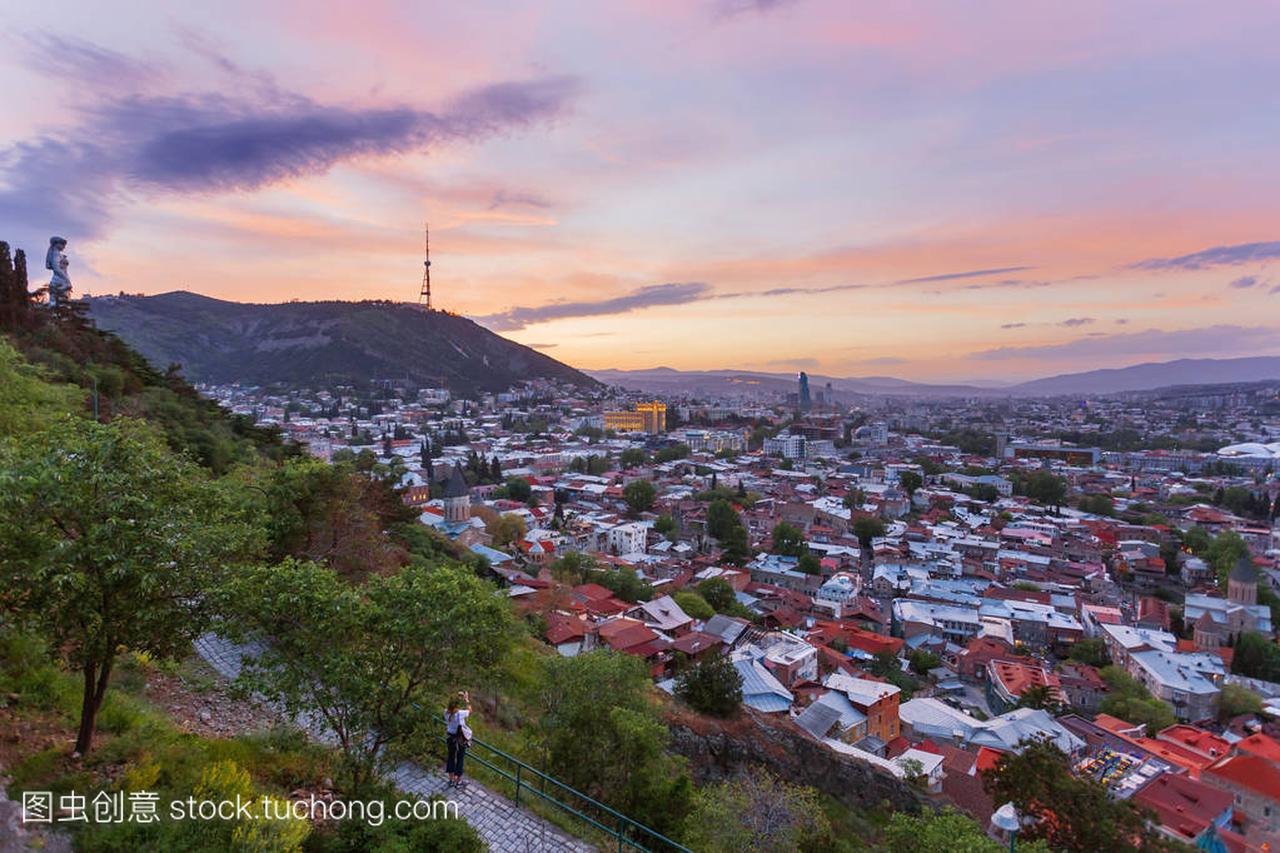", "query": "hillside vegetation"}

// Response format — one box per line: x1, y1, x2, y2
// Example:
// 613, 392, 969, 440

86, 290, 599, 395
